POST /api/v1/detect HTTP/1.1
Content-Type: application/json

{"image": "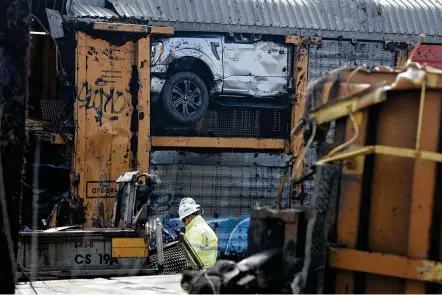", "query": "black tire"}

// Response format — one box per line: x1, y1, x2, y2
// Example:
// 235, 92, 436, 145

161, 72, 210, 125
